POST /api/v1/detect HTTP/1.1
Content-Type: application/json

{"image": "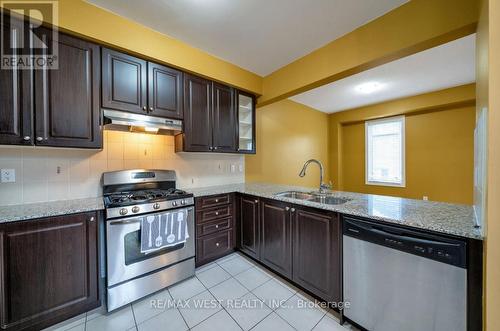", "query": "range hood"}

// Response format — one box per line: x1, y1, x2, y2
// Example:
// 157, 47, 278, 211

103, 109, 182, 135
